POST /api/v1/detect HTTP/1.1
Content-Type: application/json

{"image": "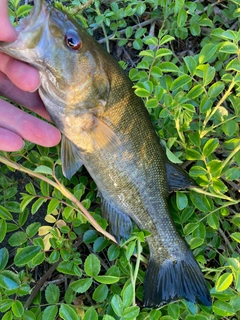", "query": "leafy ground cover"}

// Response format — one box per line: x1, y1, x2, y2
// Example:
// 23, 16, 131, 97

0, 0, 239, 319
